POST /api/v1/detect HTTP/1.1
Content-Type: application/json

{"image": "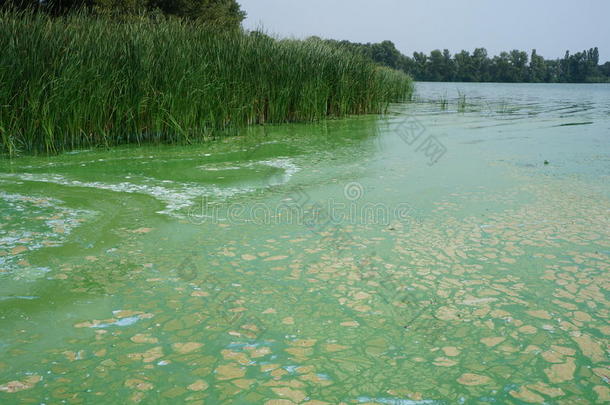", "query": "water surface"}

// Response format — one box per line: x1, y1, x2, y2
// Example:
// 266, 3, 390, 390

1, 82, 609, 404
